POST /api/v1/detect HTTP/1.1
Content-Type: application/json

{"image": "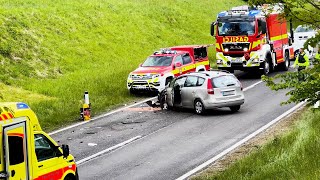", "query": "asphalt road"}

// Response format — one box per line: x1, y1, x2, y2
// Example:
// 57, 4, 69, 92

52, 69, 296, 180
